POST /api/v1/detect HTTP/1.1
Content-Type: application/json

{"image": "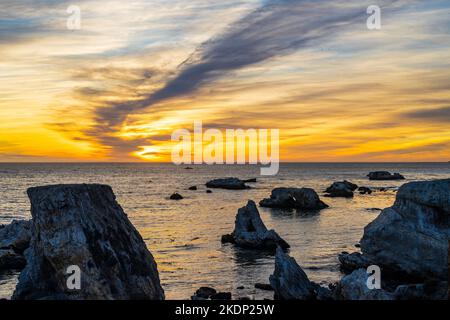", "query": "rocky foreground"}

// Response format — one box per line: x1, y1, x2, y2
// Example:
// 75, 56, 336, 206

4, 184, 165, 300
